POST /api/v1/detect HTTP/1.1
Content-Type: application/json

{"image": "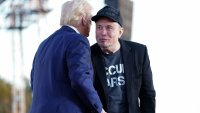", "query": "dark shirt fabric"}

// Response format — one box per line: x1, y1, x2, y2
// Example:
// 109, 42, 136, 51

102, 49, 128, 113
